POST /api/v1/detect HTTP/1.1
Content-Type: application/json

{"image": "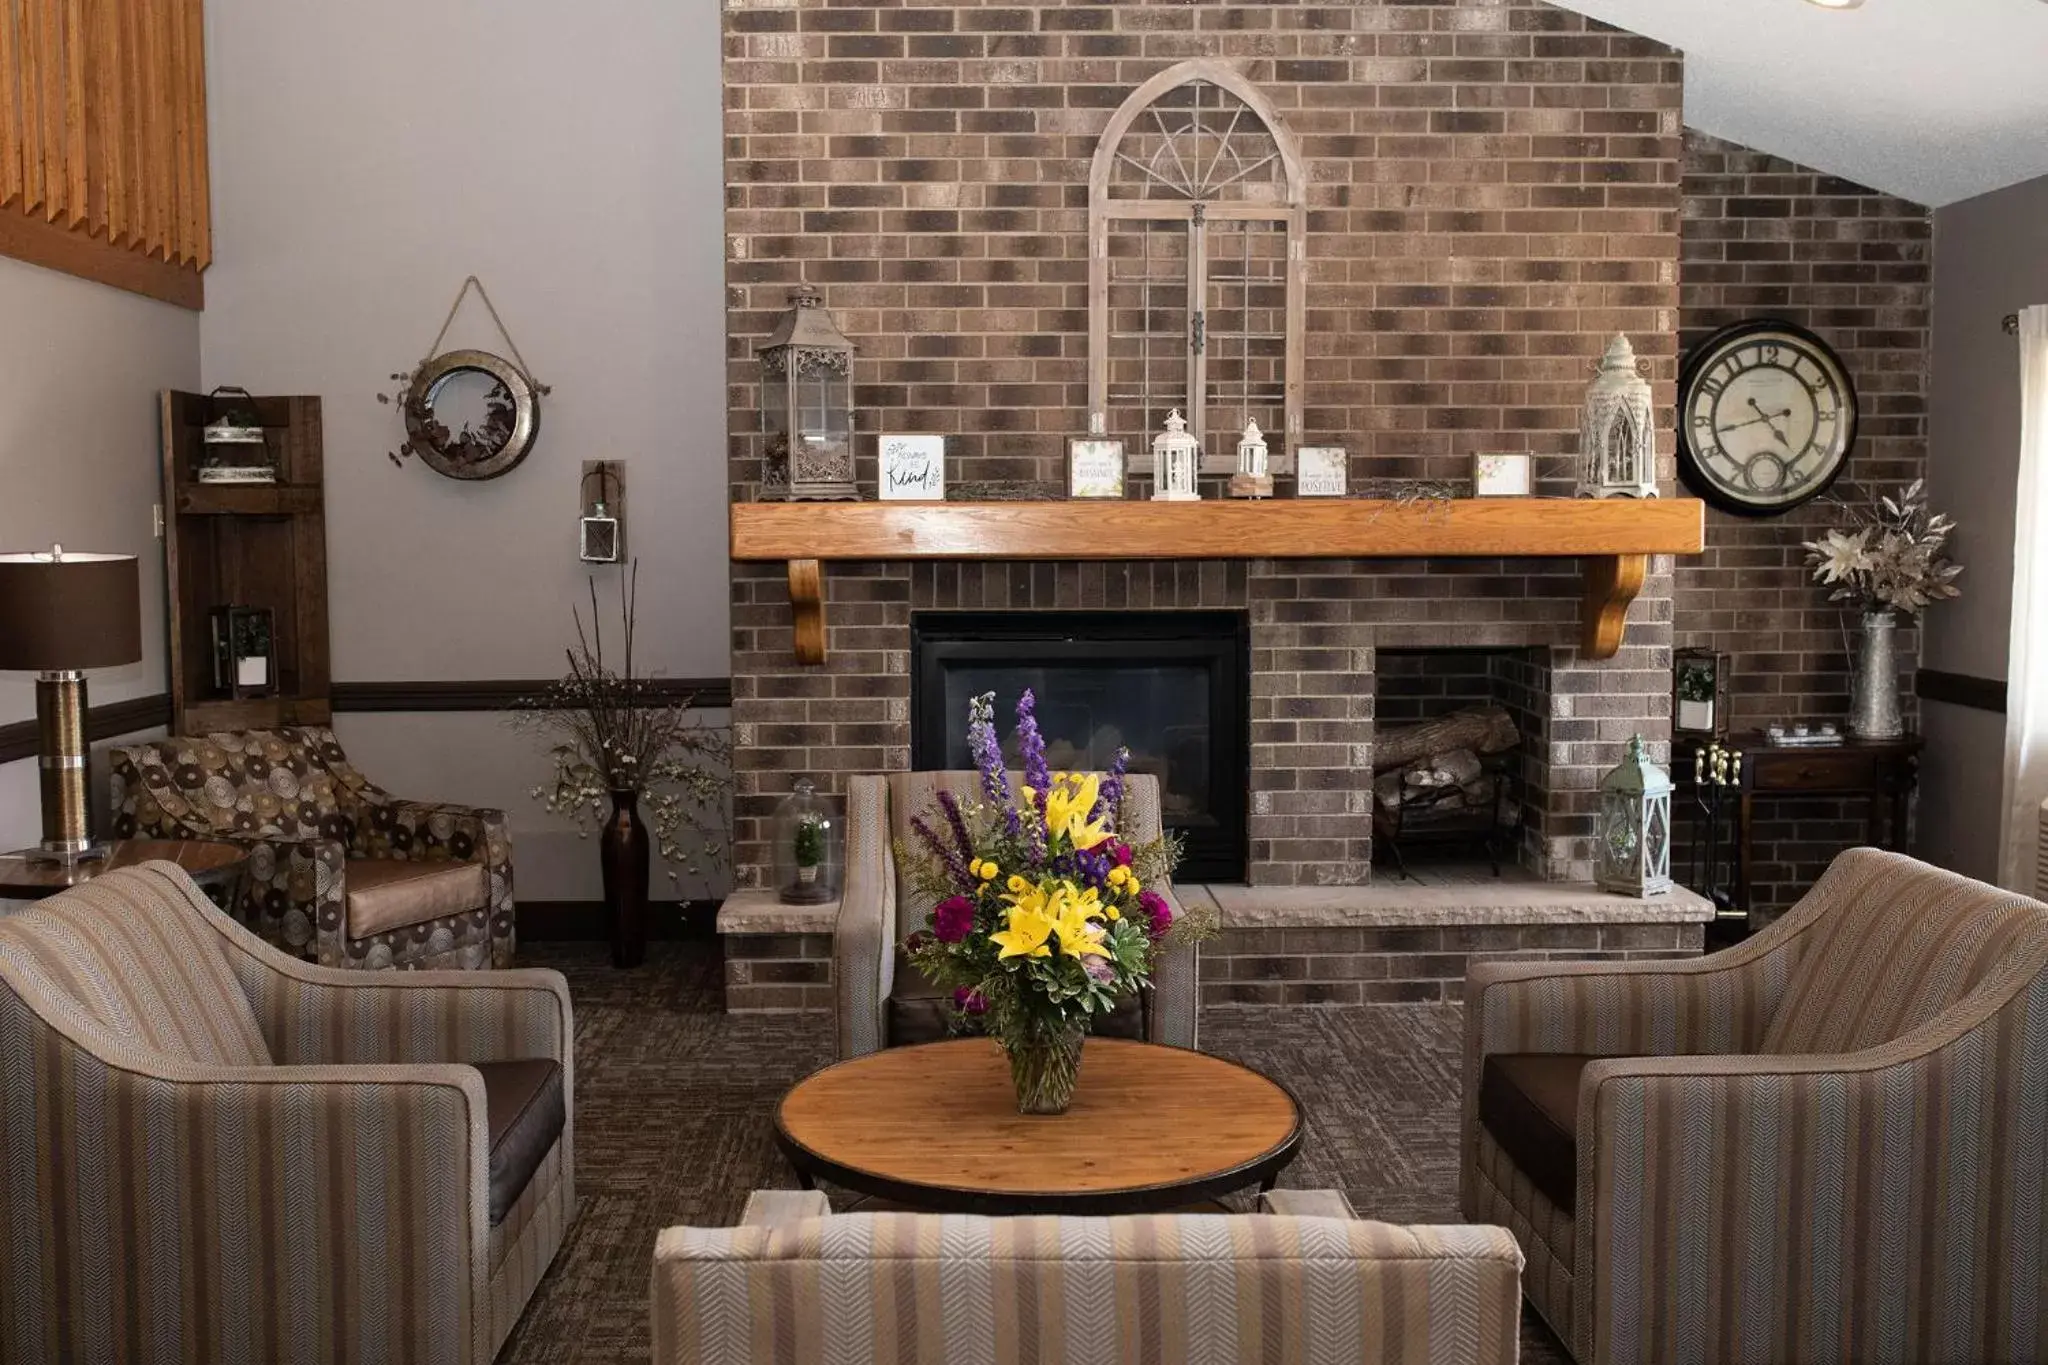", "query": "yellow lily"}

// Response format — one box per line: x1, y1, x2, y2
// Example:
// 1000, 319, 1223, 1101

1048, 884, 1111, 959
991, 900, 1056, 959
1042, 774, 1115, 852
